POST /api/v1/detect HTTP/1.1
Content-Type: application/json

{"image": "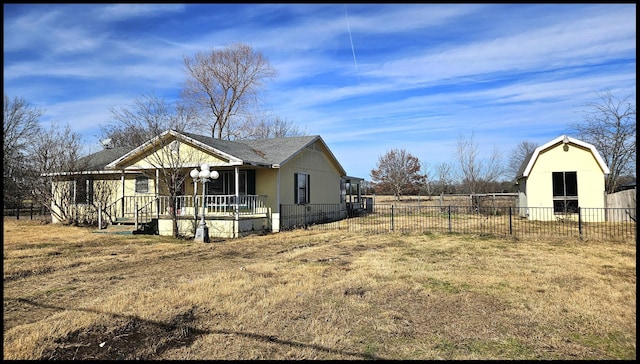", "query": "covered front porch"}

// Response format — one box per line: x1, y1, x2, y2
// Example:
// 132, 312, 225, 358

99, 194, 272, 238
